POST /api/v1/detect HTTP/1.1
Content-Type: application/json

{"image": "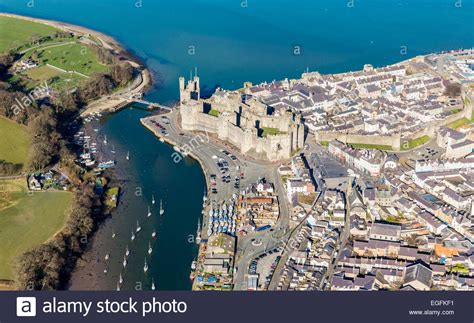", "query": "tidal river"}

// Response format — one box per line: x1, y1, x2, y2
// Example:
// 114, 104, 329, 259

2, 0, 472, 290
69, 106, 205, 290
